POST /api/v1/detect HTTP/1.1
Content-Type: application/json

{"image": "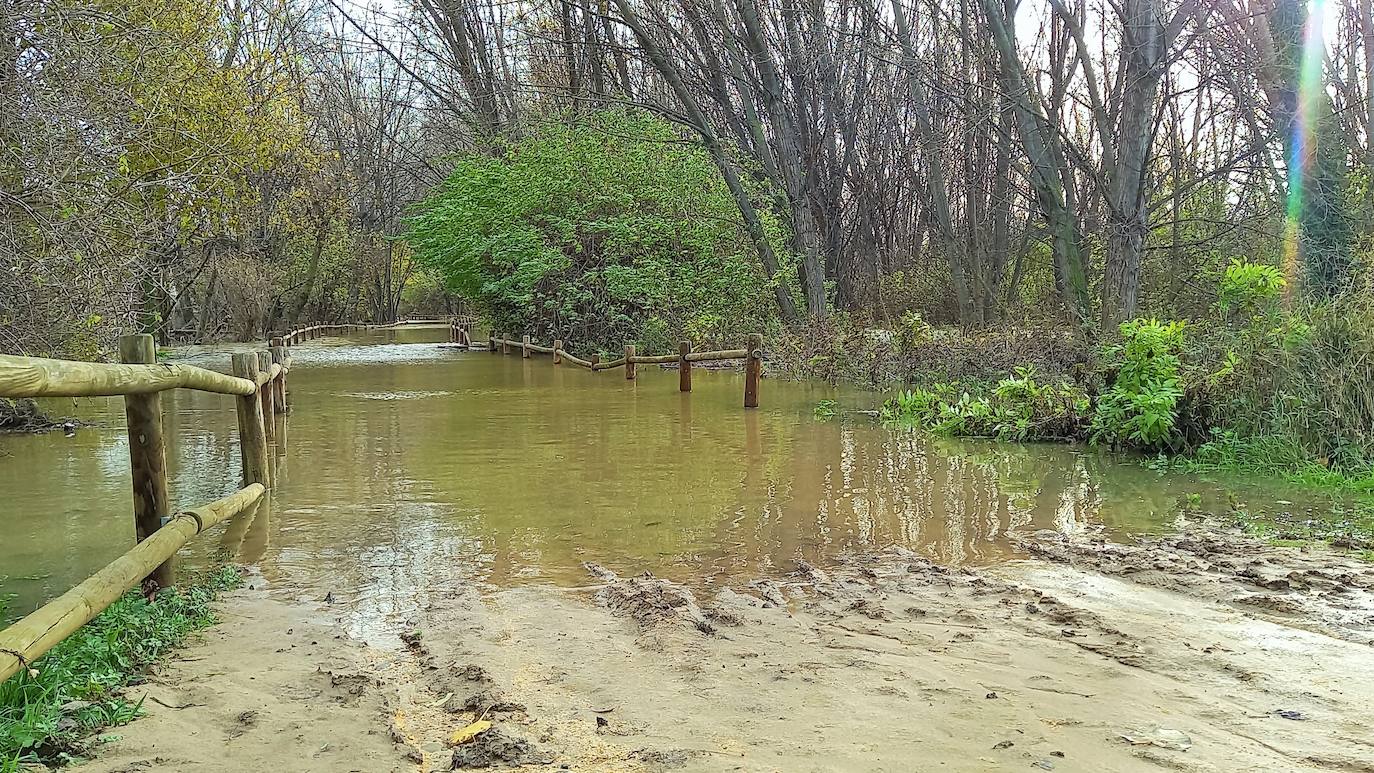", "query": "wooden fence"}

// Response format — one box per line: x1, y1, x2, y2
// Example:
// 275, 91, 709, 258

0, 334, 294, 683
280, 316, 479, 347
487, 332, 764, 408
